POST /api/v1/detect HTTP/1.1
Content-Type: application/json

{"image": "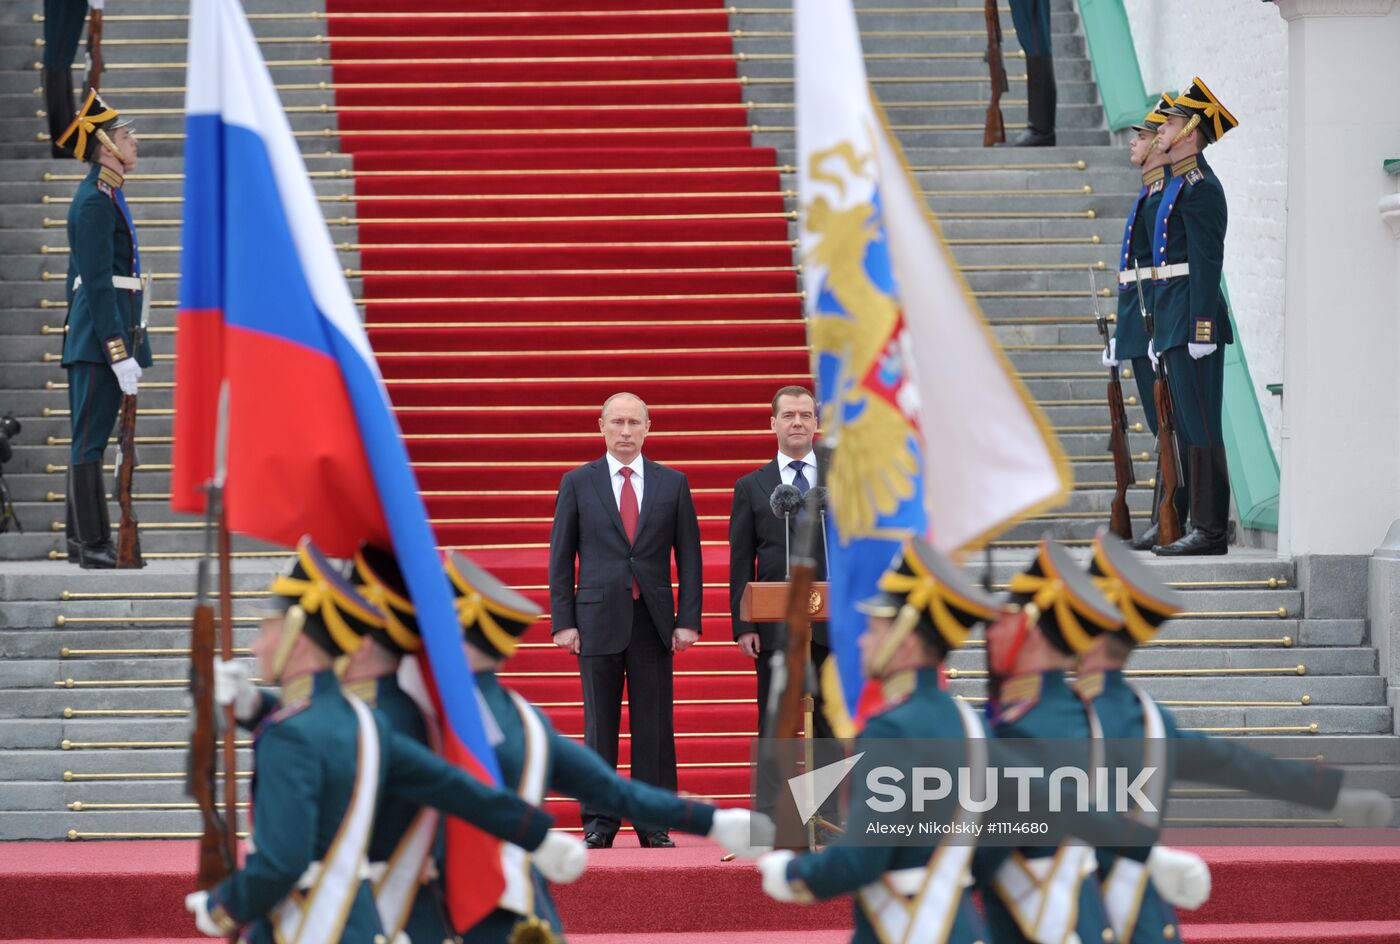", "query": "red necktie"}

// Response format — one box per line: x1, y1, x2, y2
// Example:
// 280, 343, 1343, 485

620, 467, 640, 599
